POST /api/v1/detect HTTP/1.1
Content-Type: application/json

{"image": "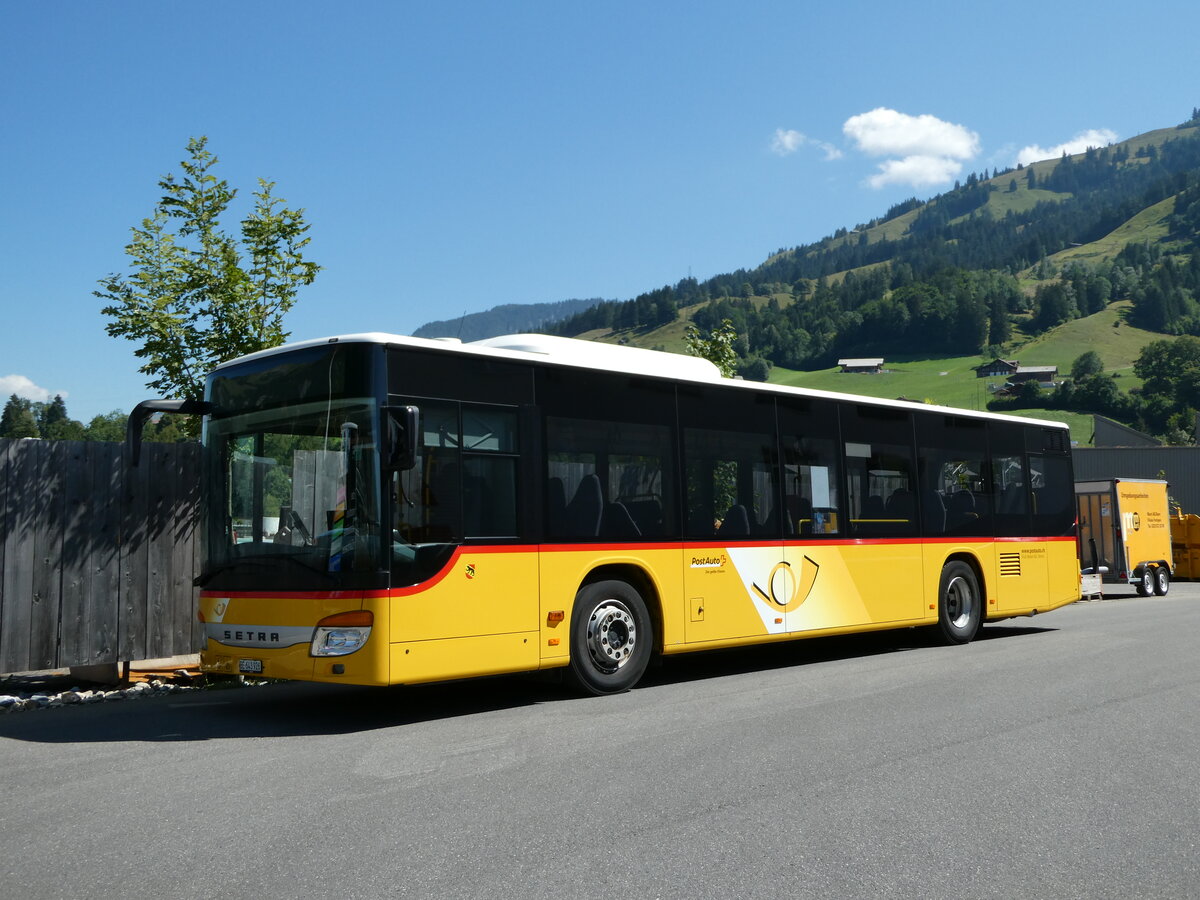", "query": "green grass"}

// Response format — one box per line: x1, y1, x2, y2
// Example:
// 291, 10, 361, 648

1011, 300, 1156, 385
768, 359, 1096, 445
581, 299, 1166, 449
984, 187, 1070, 219
762, 301, 1173, 448
1047, 196, 1176, 266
